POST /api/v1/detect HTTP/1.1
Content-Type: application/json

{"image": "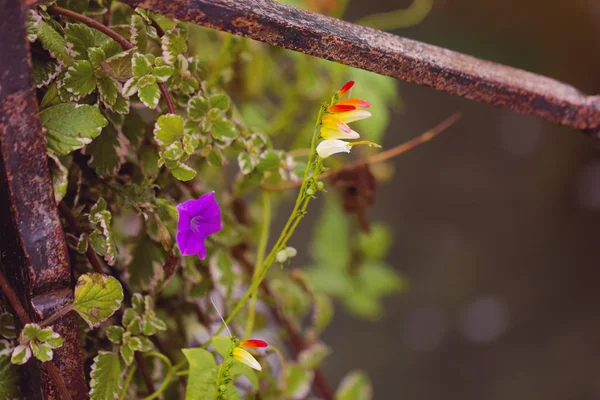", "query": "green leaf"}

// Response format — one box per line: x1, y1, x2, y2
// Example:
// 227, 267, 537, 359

211, 119, 237, 140
31, 341, 53, 362
311, 198, 349, 270
172, 163, 197, 181
127, 236, 165, 292
285, 363, 313, 399
119, 342, 134, 366
237, 152, 255, 175
153, 65, 174, 82
40, 102, 107, 156
10, 344, 30, 365
359, 224, 392, 261
73, 273, 124, 328
154, 114, 184, 146
111, 92, 130, 114
89, 351, 122, 400
182, 348, 217, 400
97, 74, 119, 106
298, 342, 331, 369
45, 332, 64, 349
0, 314, 16, 339
88, 198, 117, 265
64, 23, 96, 60
107, 326, 124, 344
62, 59, 97, 99
76, 233, 88, 254
161, 27, 187, 64
38, 21, 71, 65
209, 94, 230, 111
311, 293, 334, 336
138, 83, 161, 109
40, 83, 61, 109
101, 49, 134, 82
358, 261, 406, 297
130, 14, 156, 53
32, 57, 59, 88
132, 53, 153, 77
27, 9, 41, 42
256, 149, 281, 172
86, 123, 128, 177
21, 323, 40, 341
187, 96, 209, 121
48, 153, 68, 203
335, 370, 372, 400
0, 352, 23, 399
